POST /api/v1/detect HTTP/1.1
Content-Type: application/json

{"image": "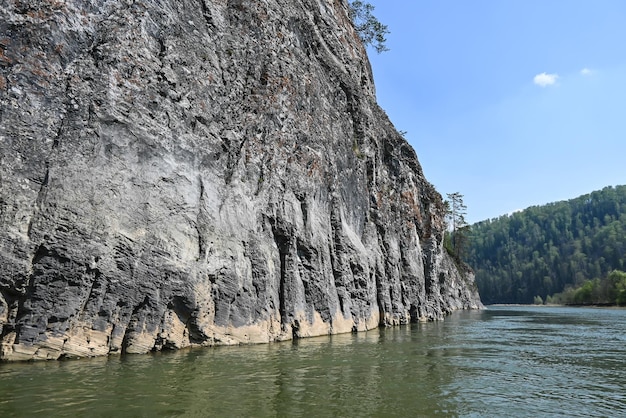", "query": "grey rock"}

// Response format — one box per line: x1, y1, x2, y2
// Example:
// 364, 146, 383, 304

0, 0, 482, 361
